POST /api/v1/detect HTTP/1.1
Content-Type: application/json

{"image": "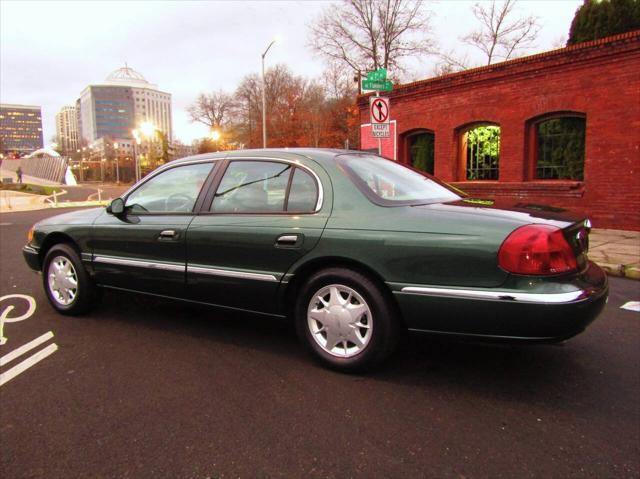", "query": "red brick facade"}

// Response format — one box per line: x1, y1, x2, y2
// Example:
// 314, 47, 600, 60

359, 31, 640, 230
